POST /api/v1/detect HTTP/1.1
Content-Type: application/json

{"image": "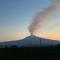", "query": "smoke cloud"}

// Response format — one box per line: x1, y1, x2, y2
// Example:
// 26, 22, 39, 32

28, 0, 60, 35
